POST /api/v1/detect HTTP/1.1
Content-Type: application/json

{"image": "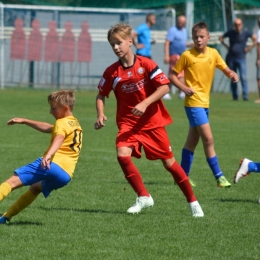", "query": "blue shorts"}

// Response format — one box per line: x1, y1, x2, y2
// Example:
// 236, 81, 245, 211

185, 107, 209, 127
14, 158, 71, 198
